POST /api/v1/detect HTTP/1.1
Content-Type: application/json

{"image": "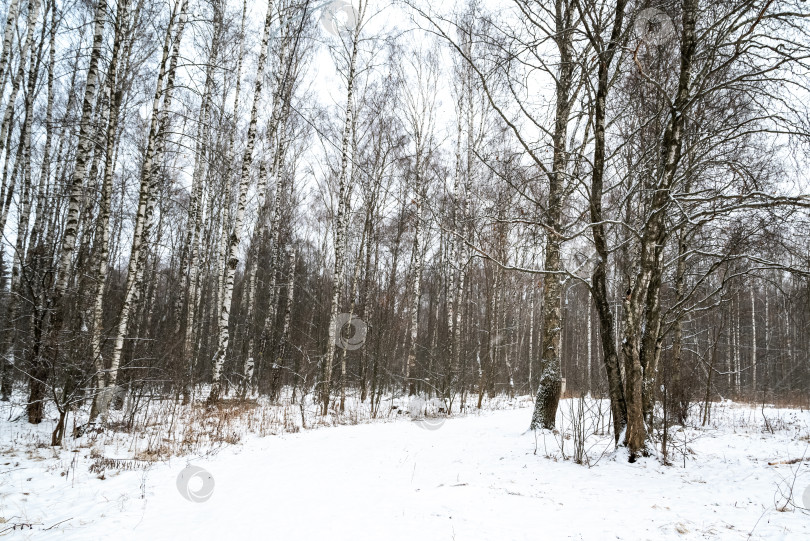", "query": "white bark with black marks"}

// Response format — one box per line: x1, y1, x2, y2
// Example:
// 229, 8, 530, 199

209, 0, 275, 402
